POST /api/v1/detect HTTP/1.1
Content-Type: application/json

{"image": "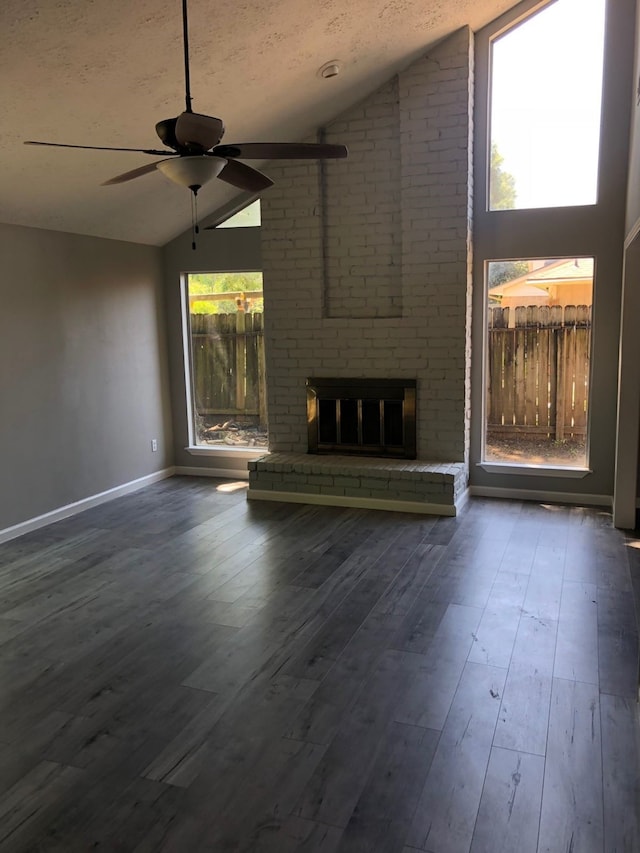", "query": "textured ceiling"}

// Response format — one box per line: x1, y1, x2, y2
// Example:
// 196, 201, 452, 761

0, 0, 514, 246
